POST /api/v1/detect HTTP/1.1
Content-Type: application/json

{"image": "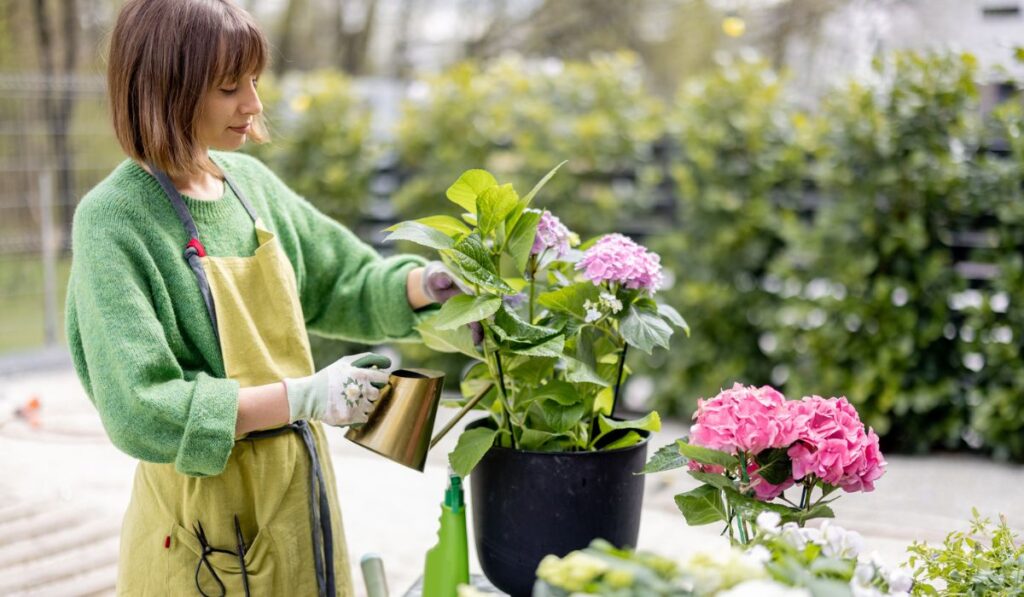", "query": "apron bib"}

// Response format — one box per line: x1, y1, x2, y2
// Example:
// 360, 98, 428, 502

116, 165, 351, 596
